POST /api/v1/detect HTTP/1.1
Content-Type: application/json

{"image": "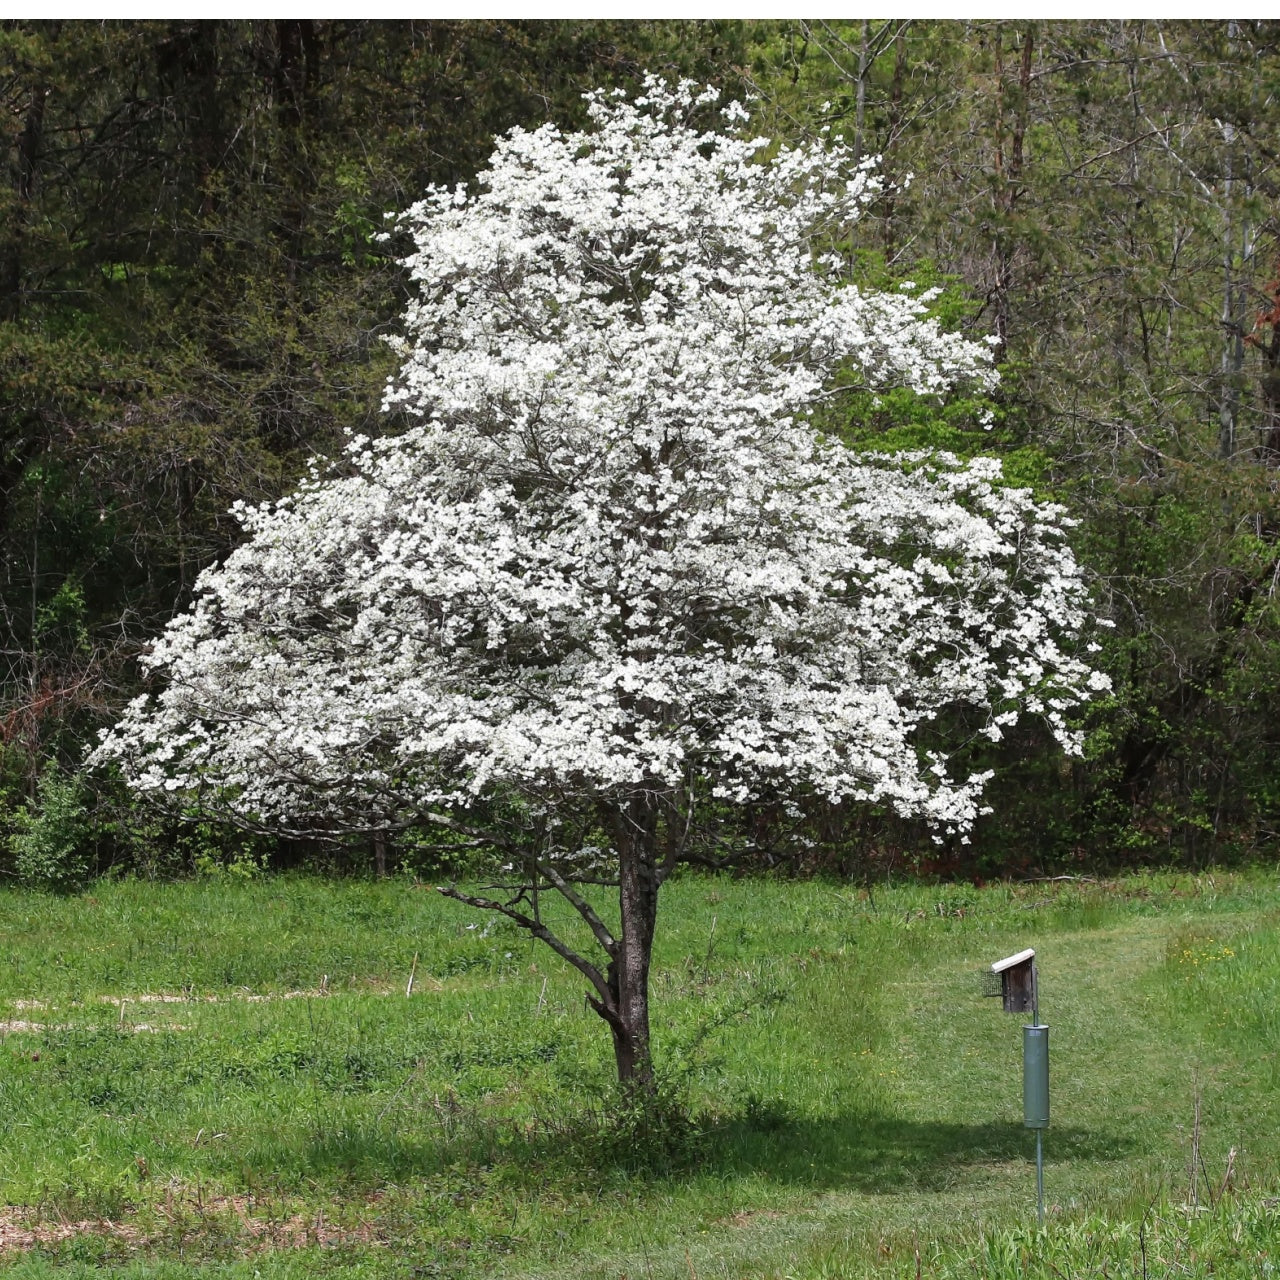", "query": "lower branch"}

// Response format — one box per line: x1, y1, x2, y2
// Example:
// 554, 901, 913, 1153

437, 883, 614, 1009
535, 858, 618, 957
